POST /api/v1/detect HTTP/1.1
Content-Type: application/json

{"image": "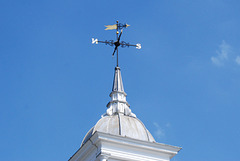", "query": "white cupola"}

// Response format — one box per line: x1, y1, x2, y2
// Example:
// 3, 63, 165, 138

69, 66, 181, 161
